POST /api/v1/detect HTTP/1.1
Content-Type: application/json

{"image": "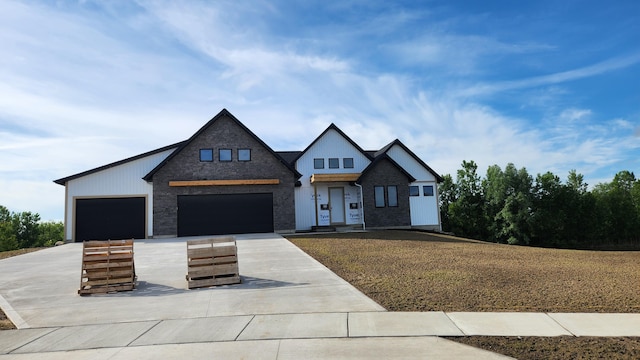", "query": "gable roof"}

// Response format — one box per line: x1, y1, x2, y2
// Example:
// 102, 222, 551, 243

143, 109, 301, 181
357, 153, 416, 184
376, 139, 444, 183
53, 141, 186, 186
292, 123, 374, 164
